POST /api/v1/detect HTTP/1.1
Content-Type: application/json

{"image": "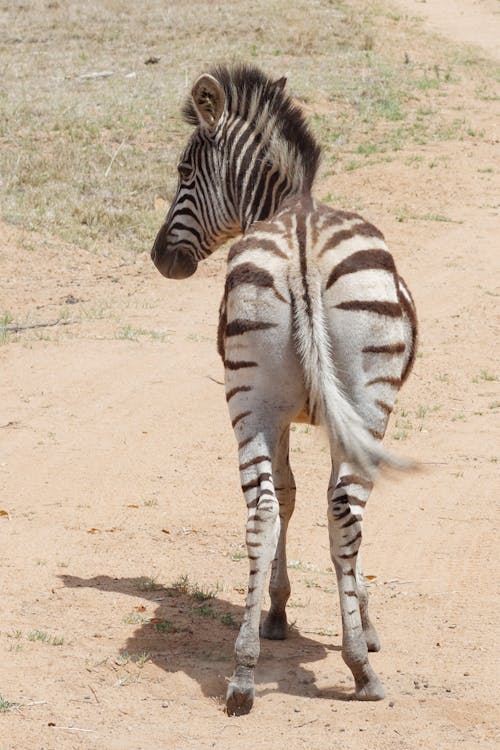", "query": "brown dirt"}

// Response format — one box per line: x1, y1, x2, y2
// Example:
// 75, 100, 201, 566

1, 4, 499, 750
